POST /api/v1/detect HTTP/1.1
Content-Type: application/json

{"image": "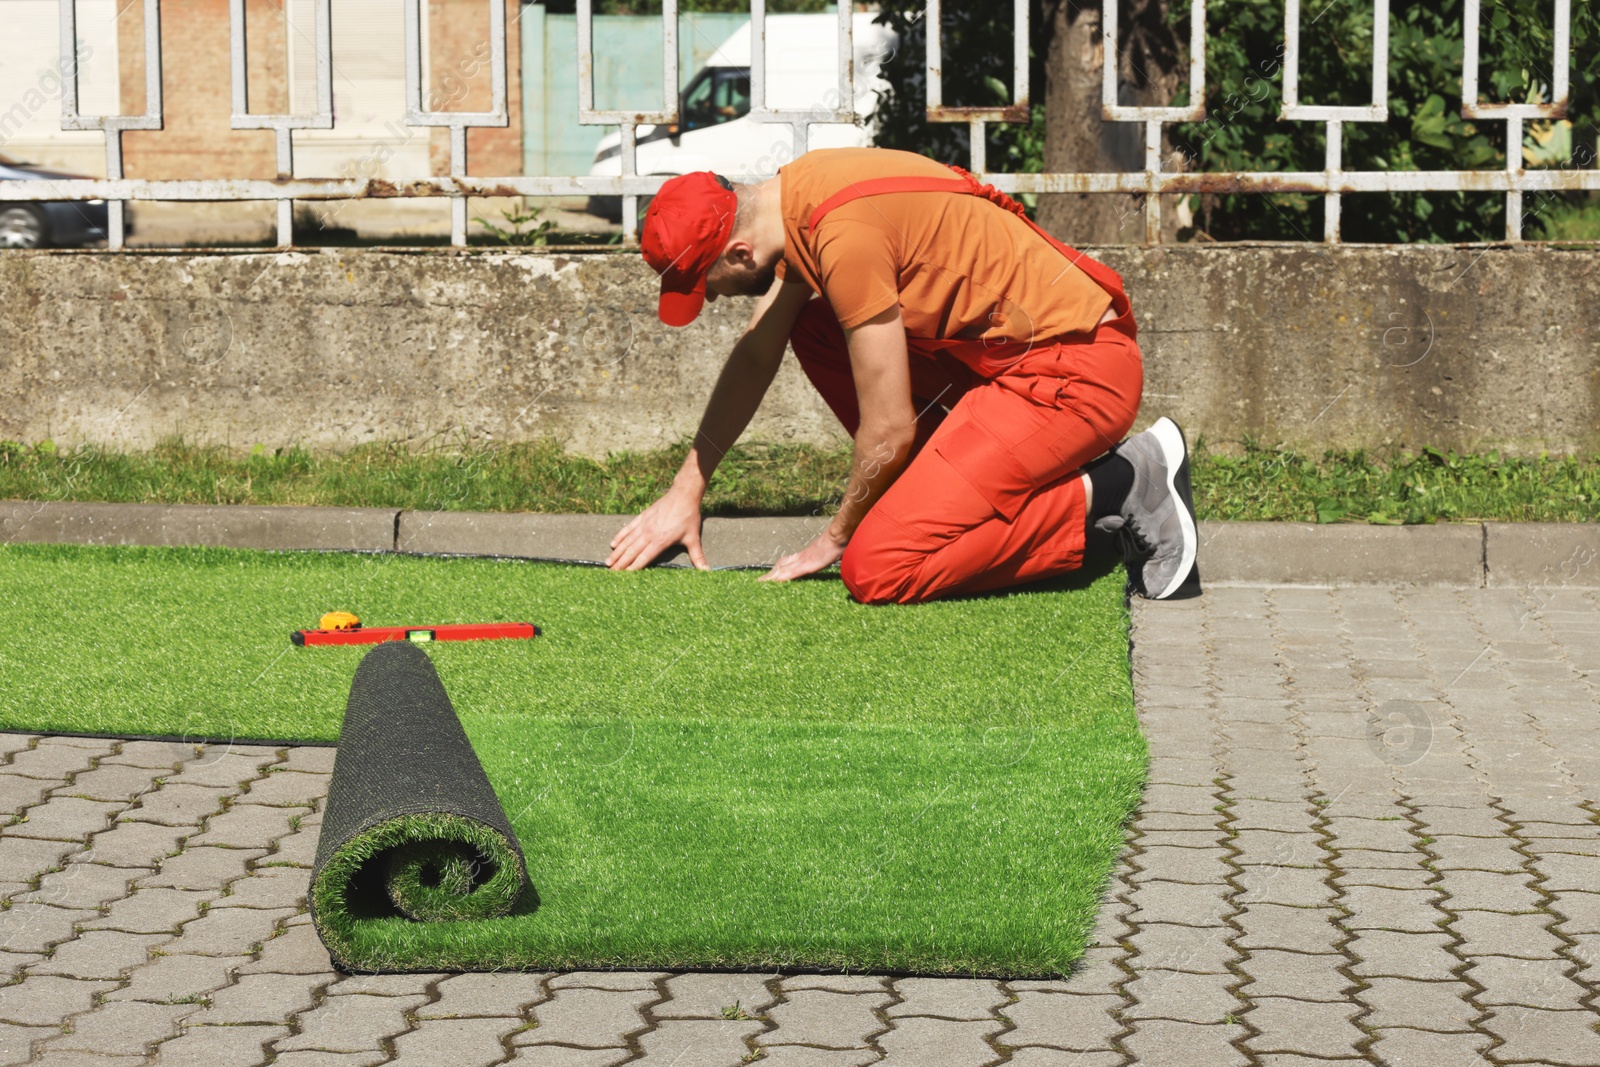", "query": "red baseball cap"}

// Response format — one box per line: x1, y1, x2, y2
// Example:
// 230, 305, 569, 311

641, 172, 738, 327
